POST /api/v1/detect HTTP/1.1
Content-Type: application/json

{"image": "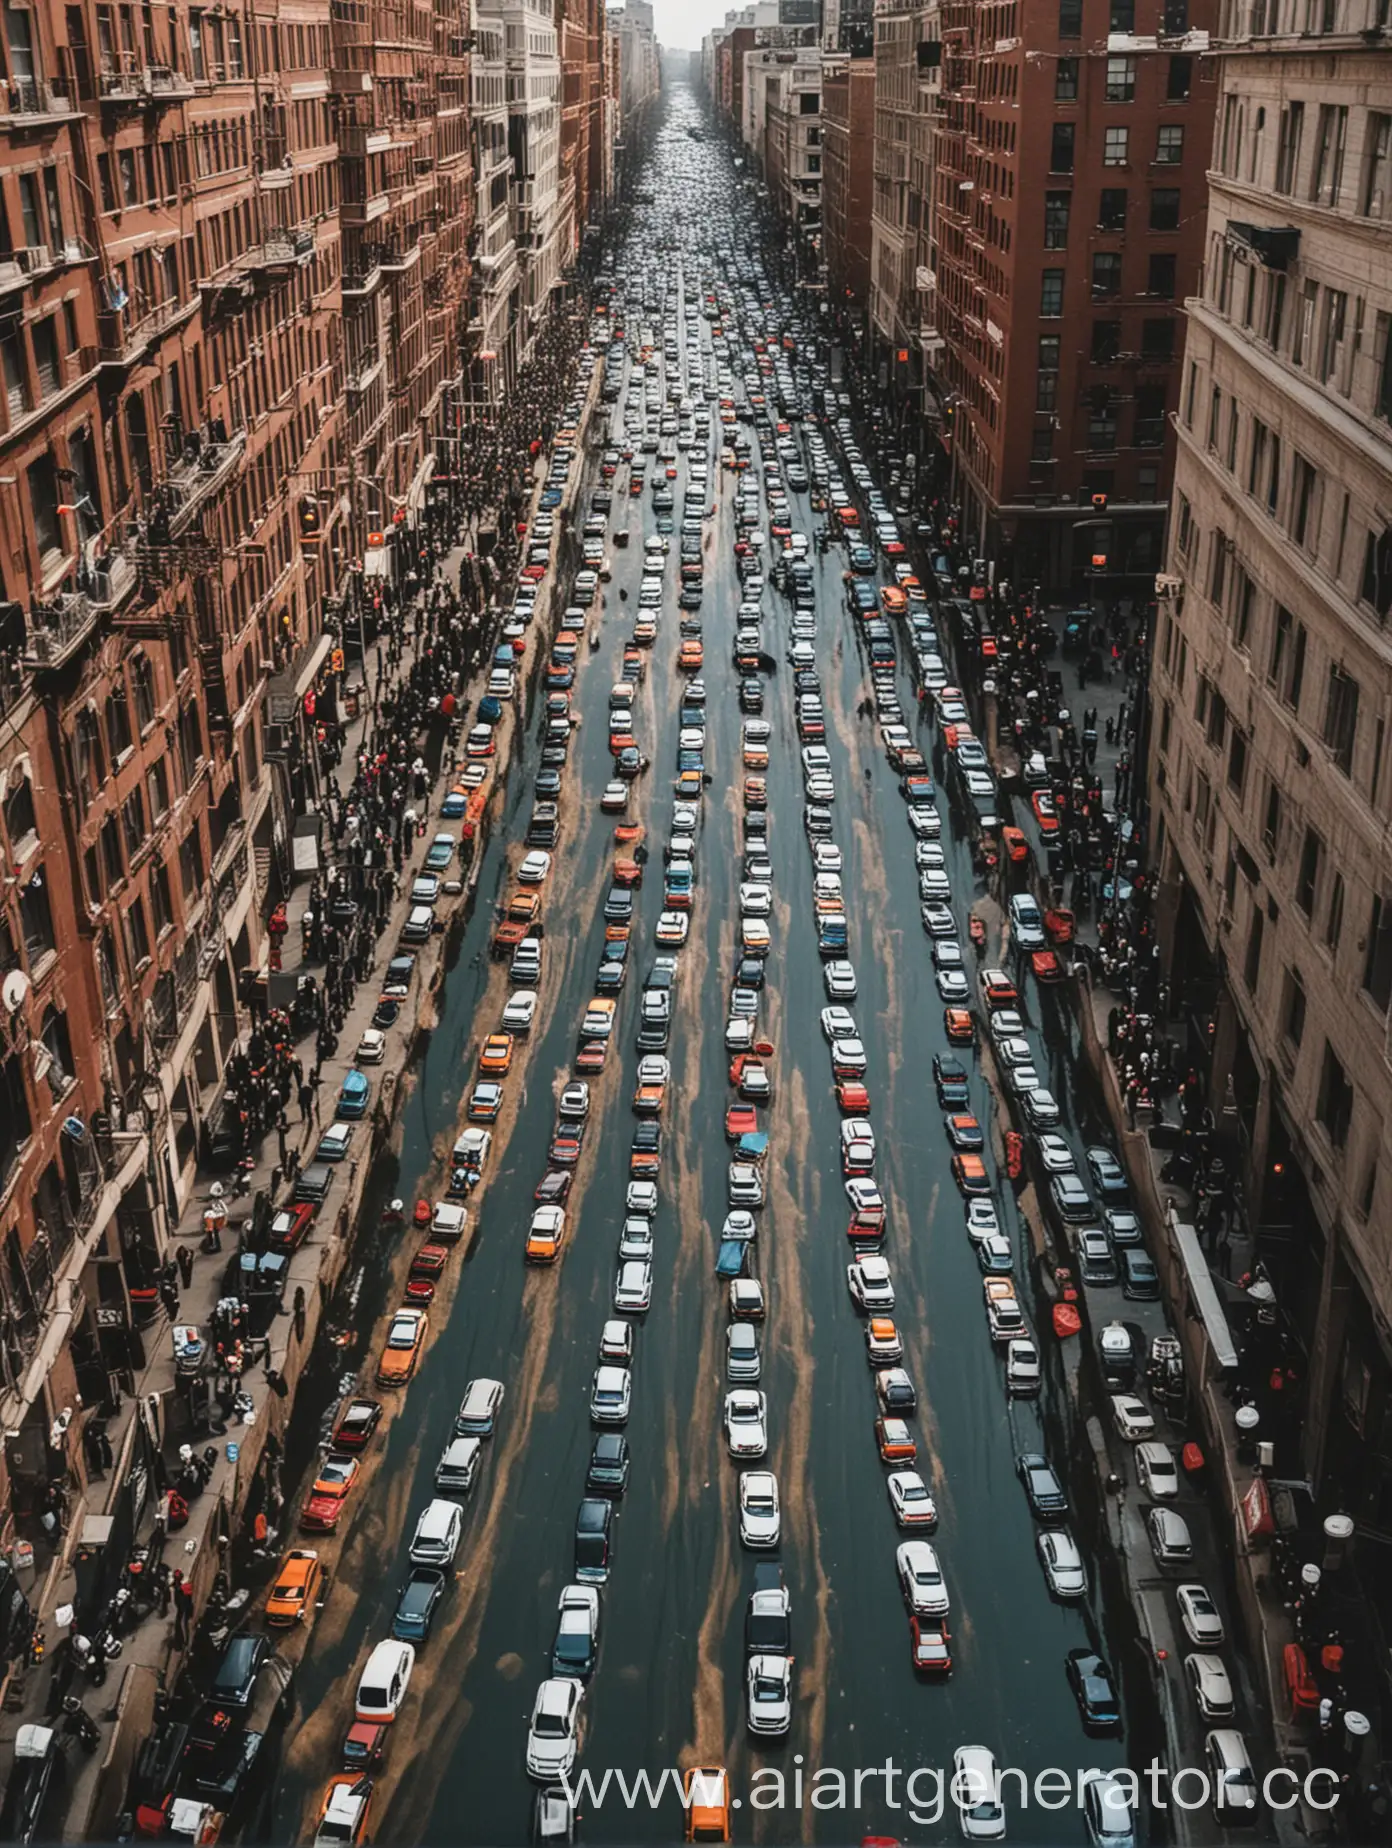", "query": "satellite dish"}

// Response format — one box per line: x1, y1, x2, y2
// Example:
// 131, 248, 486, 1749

2, 971, 28, 1014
